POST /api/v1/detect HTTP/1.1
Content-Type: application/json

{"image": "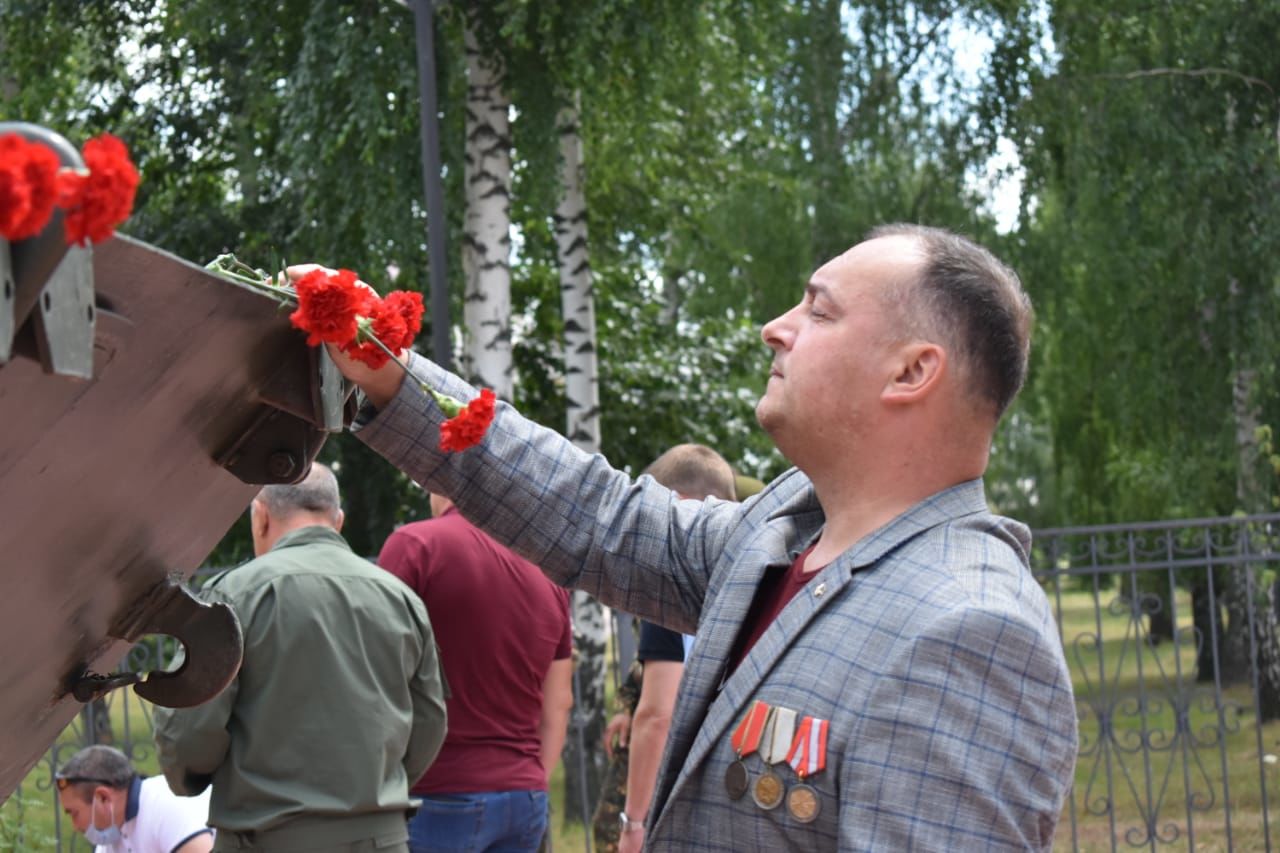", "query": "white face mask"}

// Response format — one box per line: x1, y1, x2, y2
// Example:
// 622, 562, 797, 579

84, 797, 122, 846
